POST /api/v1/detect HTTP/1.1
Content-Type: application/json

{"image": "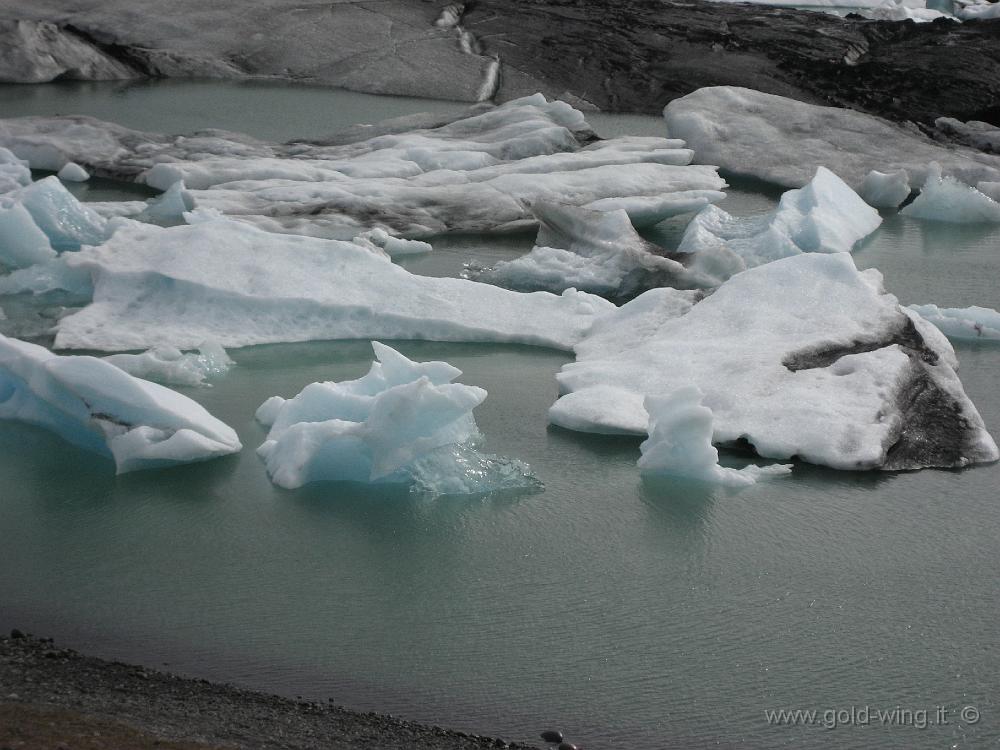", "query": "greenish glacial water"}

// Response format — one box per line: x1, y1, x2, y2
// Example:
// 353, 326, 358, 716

1, 81, 999, 750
